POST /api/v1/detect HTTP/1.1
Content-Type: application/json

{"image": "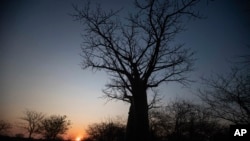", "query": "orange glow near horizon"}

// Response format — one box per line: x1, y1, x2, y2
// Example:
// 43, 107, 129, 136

69, 133, 85, 141
67, 124, 86, 141
75, 137, 82, 141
